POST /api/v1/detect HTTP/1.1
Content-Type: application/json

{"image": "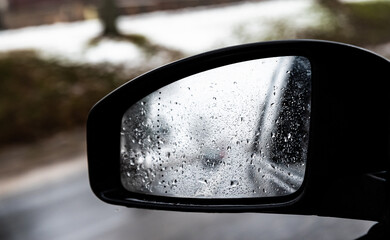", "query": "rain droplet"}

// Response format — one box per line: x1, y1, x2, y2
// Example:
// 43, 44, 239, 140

199, 179, 208, 185
230, 180, 239, 187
